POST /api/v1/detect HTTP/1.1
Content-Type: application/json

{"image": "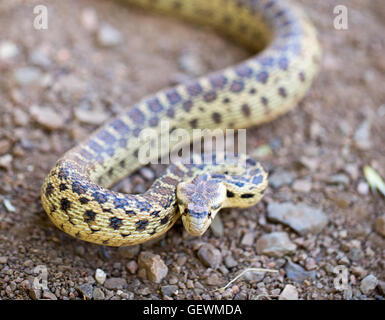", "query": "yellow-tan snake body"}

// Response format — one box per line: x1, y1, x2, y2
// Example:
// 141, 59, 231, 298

41, 0, 321, 246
